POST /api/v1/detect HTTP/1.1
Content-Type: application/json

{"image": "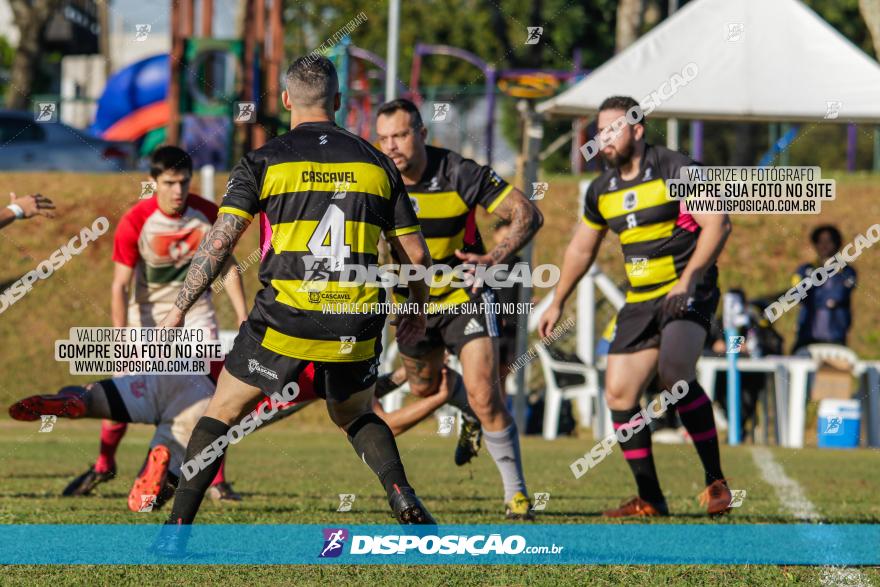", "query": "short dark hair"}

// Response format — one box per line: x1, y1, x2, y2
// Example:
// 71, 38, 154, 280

285, 55, 339, 110
811, 224, 842, 249
377, 98, 424, 130
598, 95, 645, 124
150, 146, 192, 178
